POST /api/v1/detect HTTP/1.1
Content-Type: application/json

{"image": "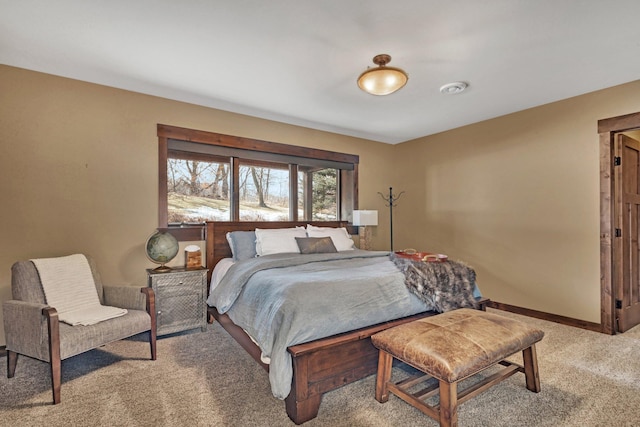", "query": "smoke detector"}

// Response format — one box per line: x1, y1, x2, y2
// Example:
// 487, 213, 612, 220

440, 81, 468, 94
